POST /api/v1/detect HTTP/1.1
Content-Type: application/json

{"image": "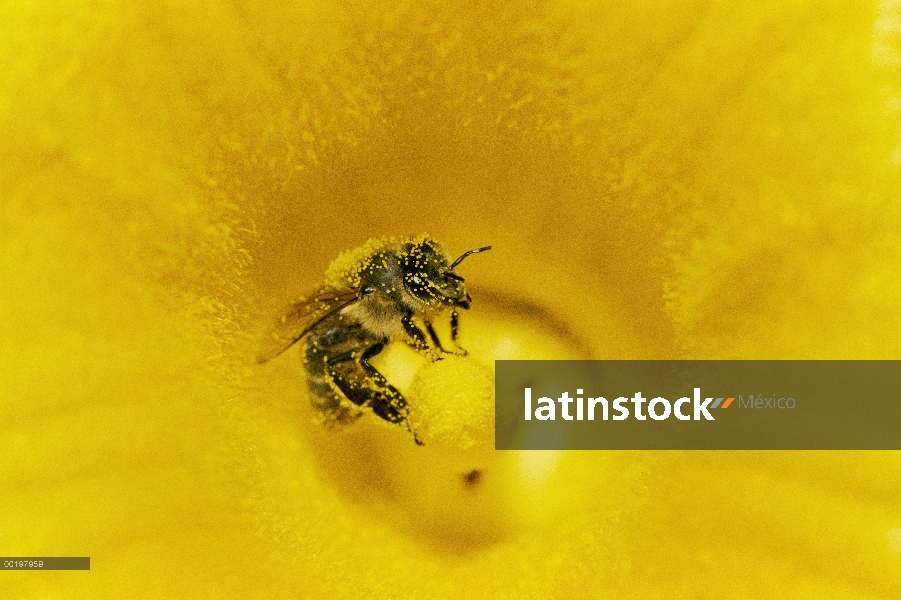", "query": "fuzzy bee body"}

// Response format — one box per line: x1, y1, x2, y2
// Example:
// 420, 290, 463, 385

258, 235, 491, 444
